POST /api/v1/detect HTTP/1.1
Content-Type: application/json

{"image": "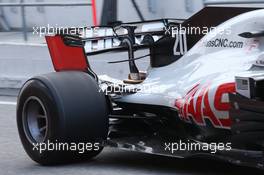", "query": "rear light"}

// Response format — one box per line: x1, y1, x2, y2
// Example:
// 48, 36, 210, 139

45, 35, 88, 72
